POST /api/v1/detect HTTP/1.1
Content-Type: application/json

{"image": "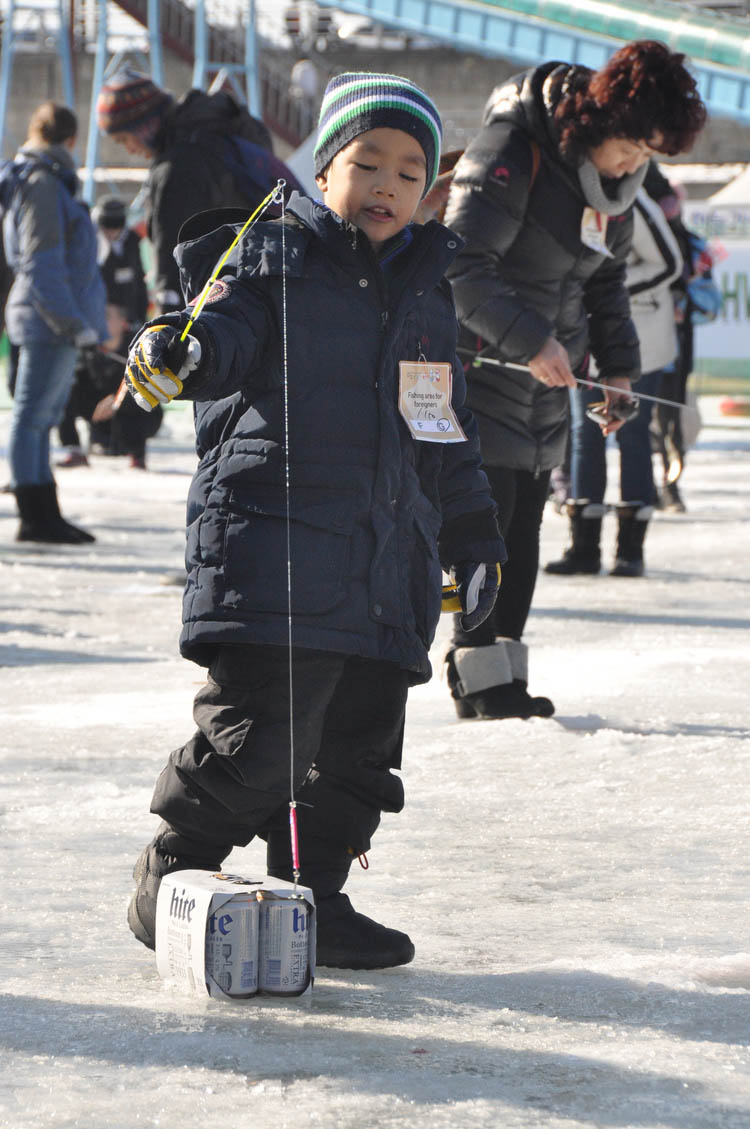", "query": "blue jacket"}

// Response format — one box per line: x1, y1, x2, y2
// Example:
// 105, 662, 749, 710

2, 145, 107, 345
163, 194, 504, 680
